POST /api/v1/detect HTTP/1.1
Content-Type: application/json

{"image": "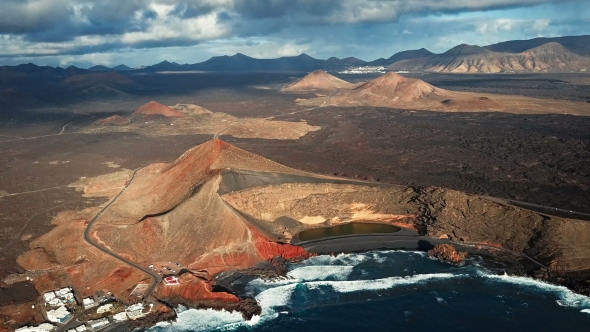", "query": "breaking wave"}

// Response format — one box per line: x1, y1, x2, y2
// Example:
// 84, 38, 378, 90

150, 250, 590, 332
